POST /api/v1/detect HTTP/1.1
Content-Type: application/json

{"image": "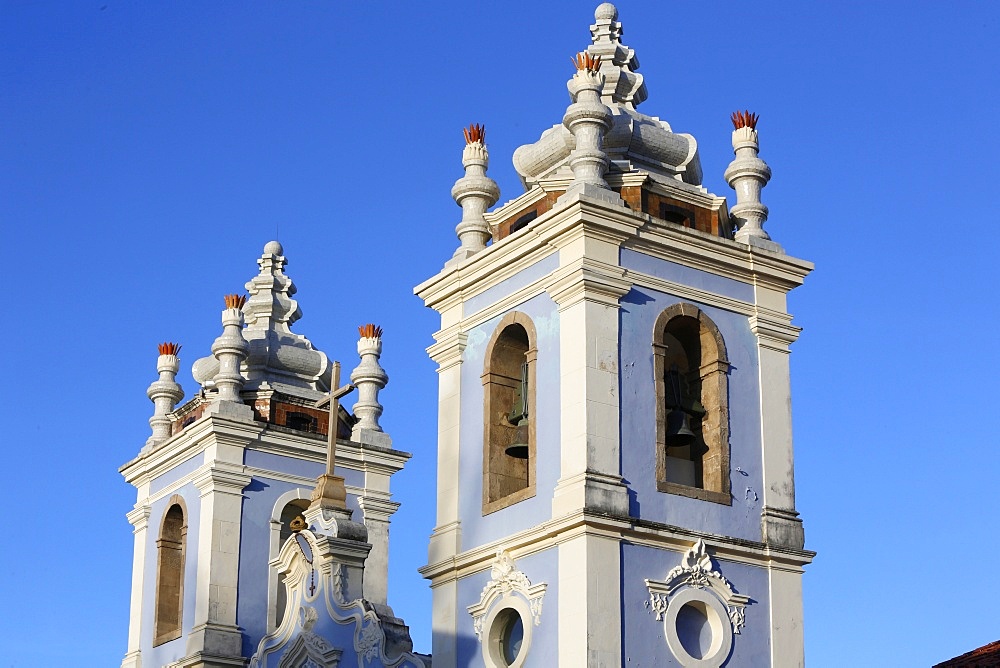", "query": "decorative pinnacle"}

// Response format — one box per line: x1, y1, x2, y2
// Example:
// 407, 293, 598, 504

358, 323, 383, 339
157, 342, 182, 356
224, 294, 247, 309
463, 124, 486, 145
572, 51, 602, 73
731, 110, 759, 130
